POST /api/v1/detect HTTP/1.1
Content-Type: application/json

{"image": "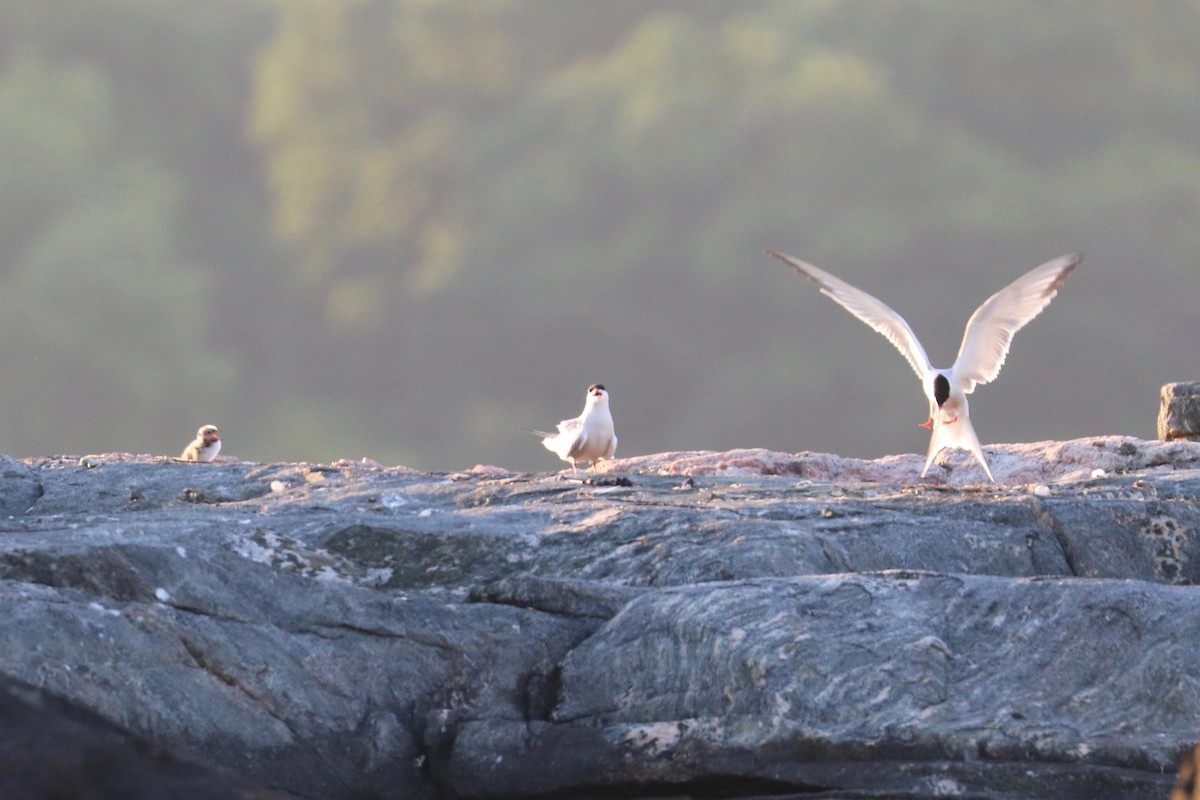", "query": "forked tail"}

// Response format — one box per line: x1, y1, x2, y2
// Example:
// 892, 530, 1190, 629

922, 415, 995, 482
